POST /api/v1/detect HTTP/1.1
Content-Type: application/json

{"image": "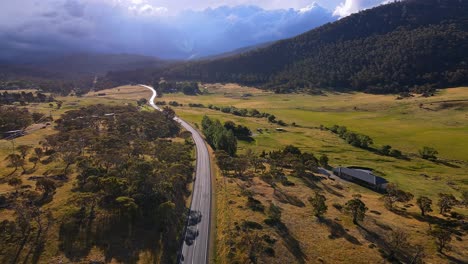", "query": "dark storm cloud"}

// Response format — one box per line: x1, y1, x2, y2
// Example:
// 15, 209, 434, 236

0, 0, 388, 62
64, 0, 86, 17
